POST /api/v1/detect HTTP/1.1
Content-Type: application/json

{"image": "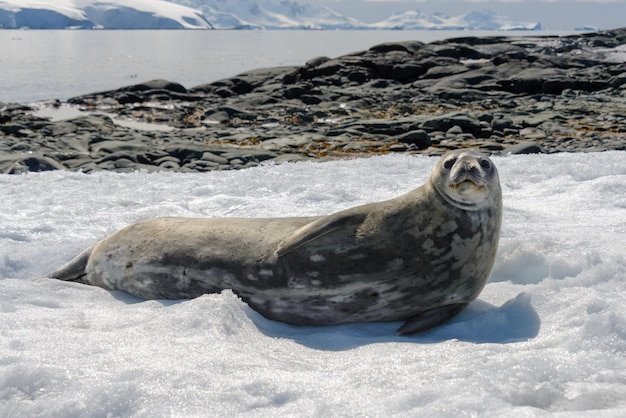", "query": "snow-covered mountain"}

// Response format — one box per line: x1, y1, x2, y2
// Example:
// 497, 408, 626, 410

0, 0, 90, 29
0, 0, 542, 30
172, 1, 540, 30
371, 10, 541, 31
0, 0, 212, 29
173, 0, 368, 29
